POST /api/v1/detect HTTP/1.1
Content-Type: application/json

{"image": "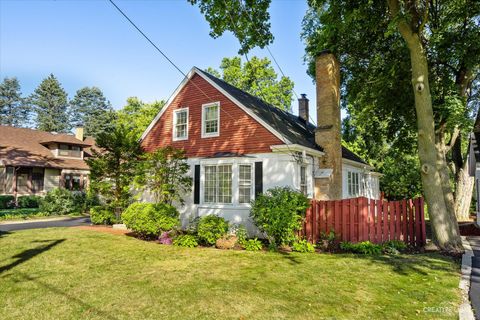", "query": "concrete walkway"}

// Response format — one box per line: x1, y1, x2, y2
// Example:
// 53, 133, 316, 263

468, 237, 480, 320
0, 216, 91, 232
